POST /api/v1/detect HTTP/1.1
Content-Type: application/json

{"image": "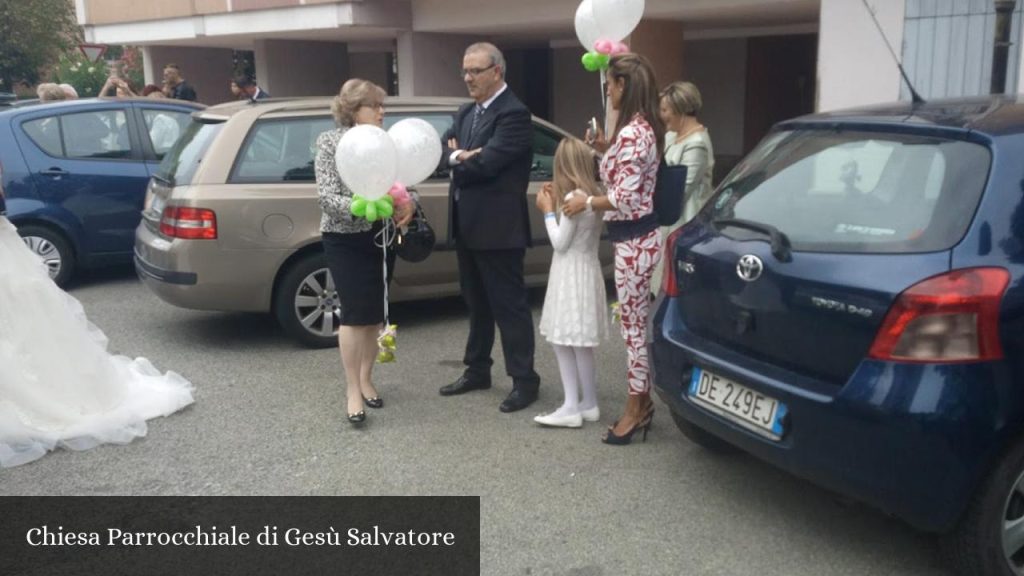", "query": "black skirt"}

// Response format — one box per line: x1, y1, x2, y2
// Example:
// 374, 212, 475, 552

322, 225, 397, 326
